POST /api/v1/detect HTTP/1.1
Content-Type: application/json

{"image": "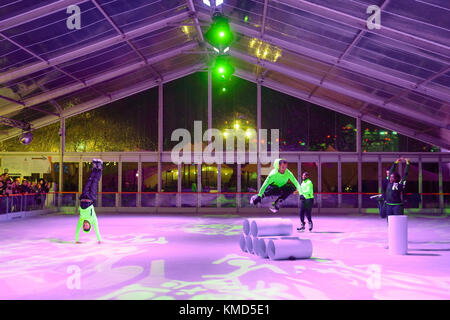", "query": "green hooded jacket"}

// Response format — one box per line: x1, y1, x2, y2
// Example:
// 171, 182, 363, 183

75, 204, 101, 242
258, 158, 302, 197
